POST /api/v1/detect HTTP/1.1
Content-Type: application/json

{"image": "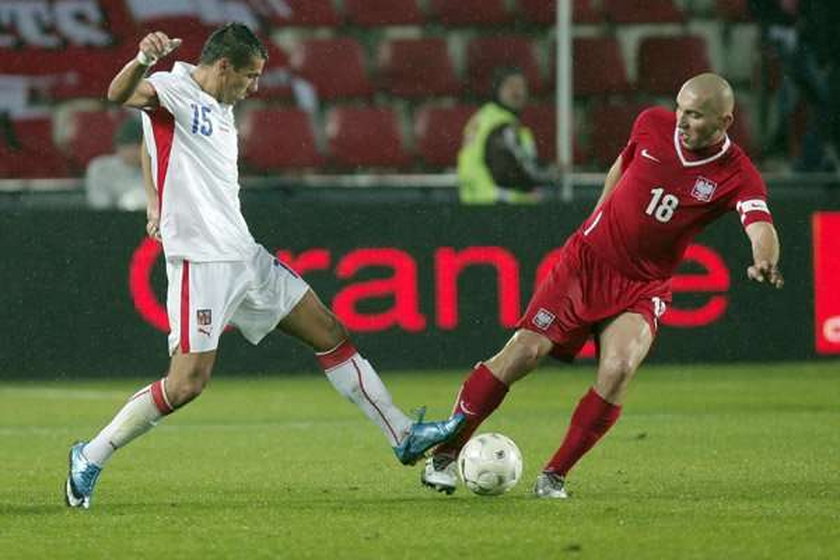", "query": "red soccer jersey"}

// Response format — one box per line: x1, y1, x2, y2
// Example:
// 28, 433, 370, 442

580, 107, 772, 280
